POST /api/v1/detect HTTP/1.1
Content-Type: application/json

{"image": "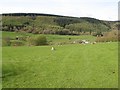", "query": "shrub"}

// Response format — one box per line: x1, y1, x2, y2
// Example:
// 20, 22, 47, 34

2, 37, 11, 46
32, 30, 39, 34
10, 40, 24, 46
27, 36, 47, 46
55, 29, 71, 35
96, 30, 118, 42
